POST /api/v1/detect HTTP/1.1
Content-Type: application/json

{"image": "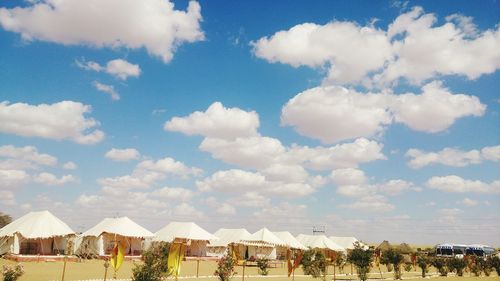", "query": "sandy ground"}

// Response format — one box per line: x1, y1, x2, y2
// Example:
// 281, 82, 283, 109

1, 258, 499, 281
